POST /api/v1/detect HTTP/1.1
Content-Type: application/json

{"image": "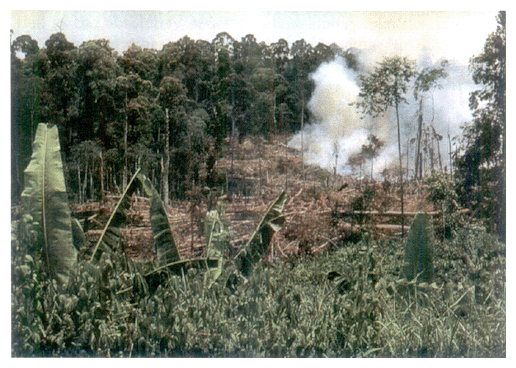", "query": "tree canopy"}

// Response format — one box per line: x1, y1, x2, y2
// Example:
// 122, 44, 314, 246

455, 11, 506, 241
11, 31, 357, 203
